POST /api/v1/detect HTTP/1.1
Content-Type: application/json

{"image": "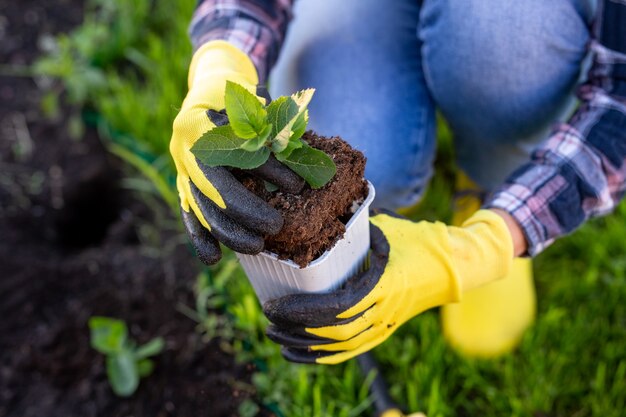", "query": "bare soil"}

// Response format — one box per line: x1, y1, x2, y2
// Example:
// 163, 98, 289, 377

0, 1, 264, 416
241, 133, 368, 267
